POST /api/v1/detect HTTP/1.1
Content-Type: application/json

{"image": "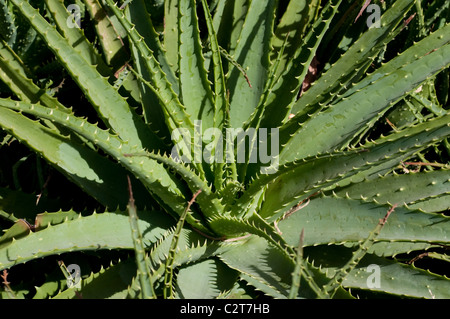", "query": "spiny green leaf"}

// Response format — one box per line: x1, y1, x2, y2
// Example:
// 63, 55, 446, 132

407, 194, 450, 214
224, 0, 249, 58
0, 219, 31, 249
52, 258, 136, 299
0, 107, 151, 209
0, 187, 62, 222
125, 0, 178, 141
278, 196, 450, 256
333, 169, 450, 208
236, 114, 450, 219
175, 258, 238, 299
178, 0, 214, 130
102, 0, 194, 136
227, 0, 276, 130
270, 0, 320, 77
219, 235, 337, 299
0, 40, 68, 110
44, 0, 110, 76
291, 0, 416, 116
200, 0, 230, 190
258, 0, 342, 130
280, 42, 450, 164
306, 245, 450, 298
127, 177, 155, 299
338, 22, 450, 105
164, 189, 201, 299
164, 0, 179, 74
0, 210, 174, 271
0, 100, 194, 219
322, 205, 395, 297
288, 229, 304, 299
10, 0, 161, 150
124, 151, 224, 222
0, 0, 17, 47
84, 0, 128, 67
